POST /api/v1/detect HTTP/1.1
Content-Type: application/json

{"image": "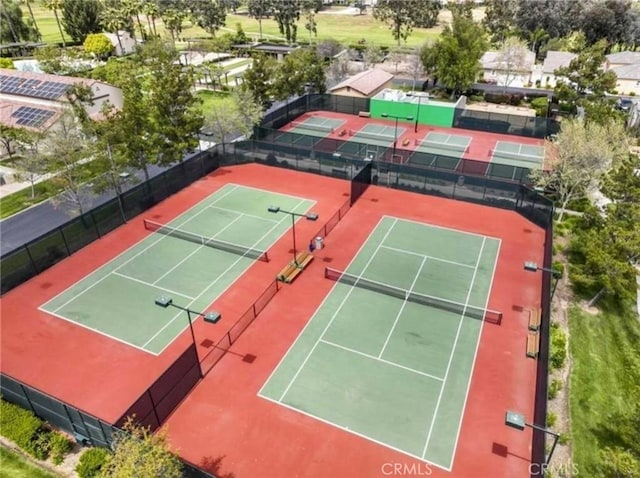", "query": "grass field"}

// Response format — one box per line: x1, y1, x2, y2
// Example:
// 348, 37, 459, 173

569, 304, 640, 475
25, 4, 444, 47
0, 446, 60, 478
